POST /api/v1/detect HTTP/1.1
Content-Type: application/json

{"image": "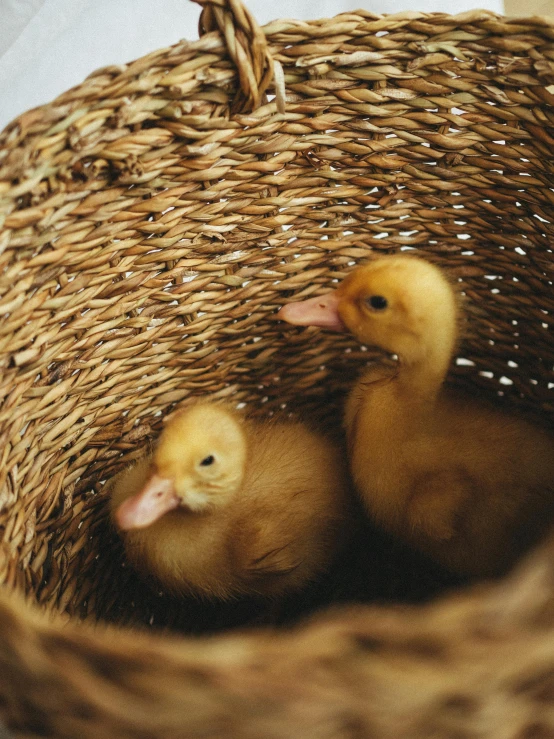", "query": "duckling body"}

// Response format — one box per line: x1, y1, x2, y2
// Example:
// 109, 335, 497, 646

278, 255, 554, 577
110, 404, 350, 600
